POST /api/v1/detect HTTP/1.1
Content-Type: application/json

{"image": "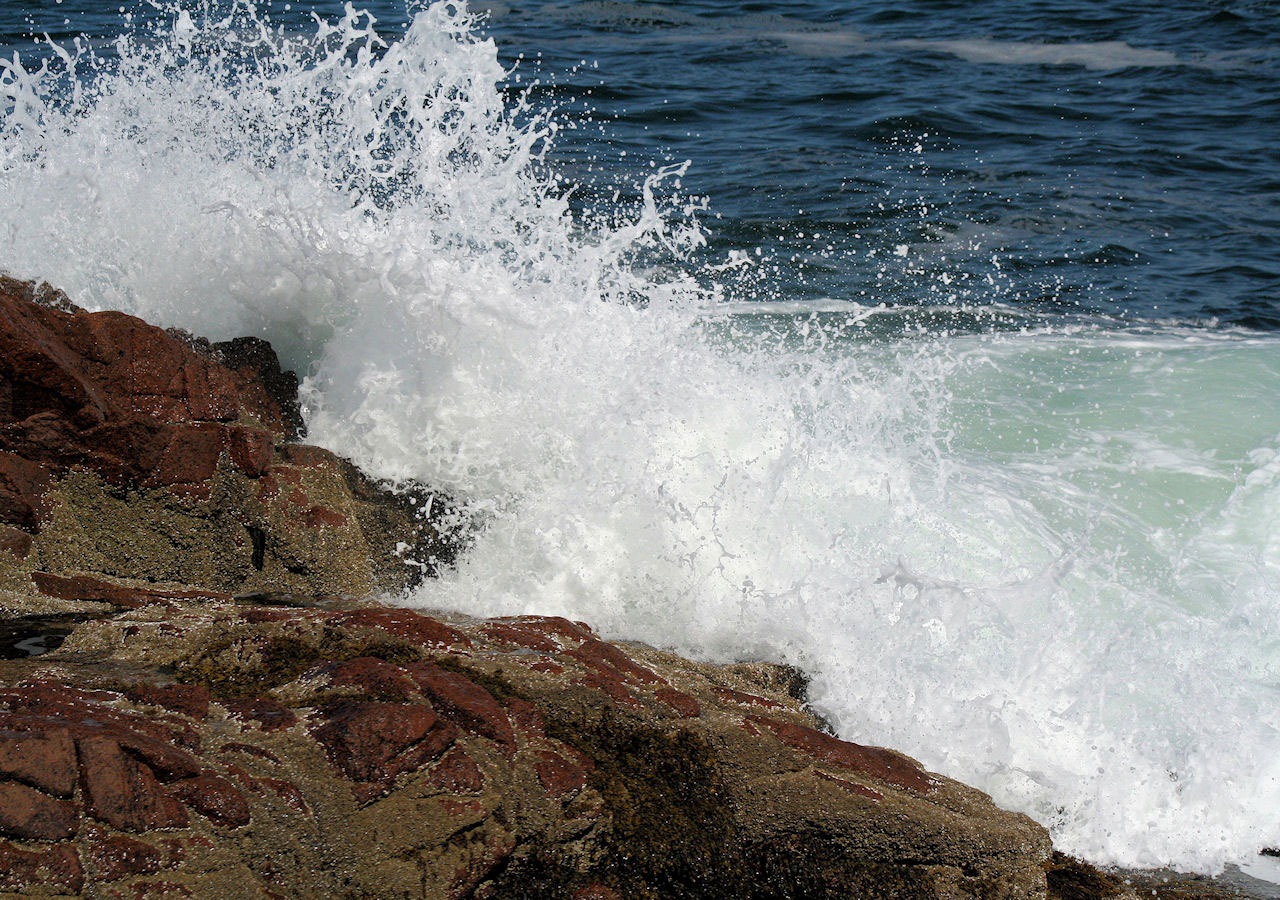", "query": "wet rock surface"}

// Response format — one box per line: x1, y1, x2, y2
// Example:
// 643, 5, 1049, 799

0, 602, 1052, 898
